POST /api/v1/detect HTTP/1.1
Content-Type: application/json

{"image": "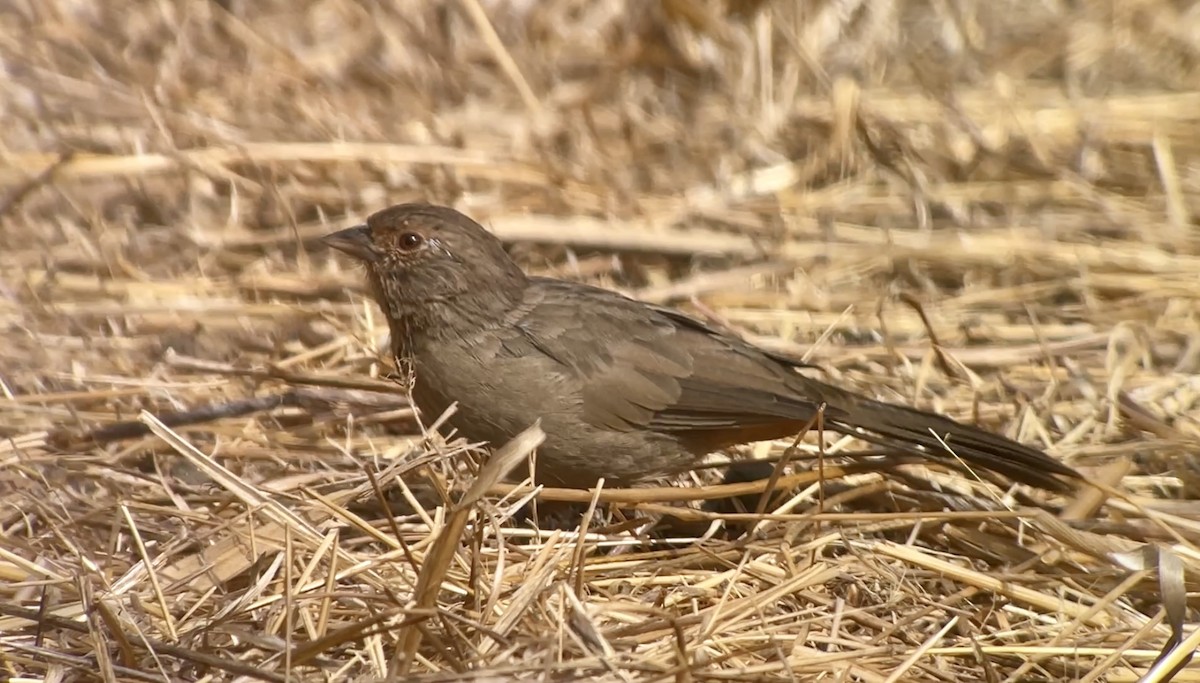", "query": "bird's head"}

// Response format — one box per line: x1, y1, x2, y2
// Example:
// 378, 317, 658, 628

323, 203, 527, 325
